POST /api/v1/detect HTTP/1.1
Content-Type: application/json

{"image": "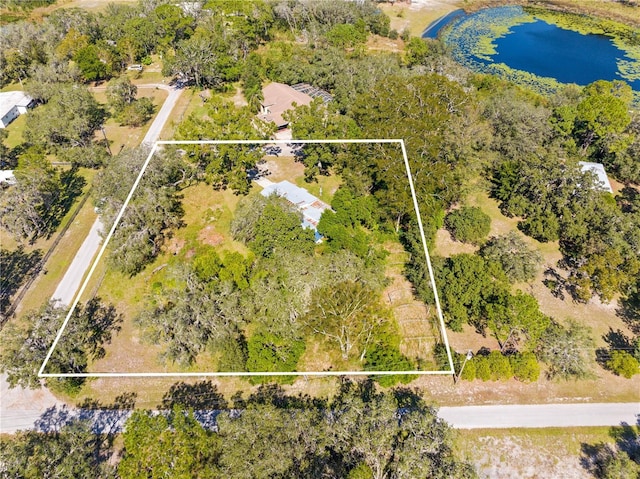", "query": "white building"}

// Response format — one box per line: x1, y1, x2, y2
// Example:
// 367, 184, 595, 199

0, 170, 16, 186
0, 91, 35, 128
260, 180, 332, 240
579, 161, 614, 194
